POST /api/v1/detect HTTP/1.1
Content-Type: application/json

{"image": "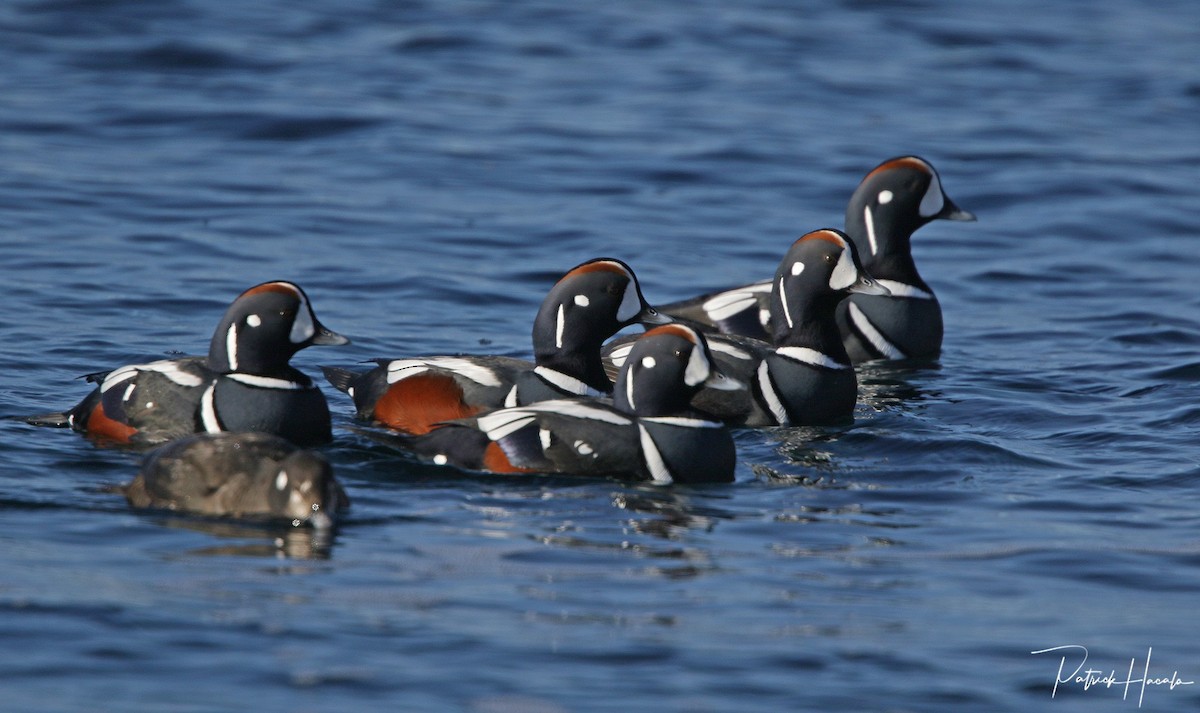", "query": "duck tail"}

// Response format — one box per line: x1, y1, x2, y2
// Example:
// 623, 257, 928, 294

23, 411, 72, 428
320, 366, 359, 394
